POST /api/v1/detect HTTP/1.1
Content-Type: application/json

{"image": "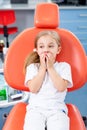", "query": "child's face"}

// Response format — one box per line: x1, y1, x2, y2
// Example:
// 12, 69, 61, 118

36, 35, 61, 61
